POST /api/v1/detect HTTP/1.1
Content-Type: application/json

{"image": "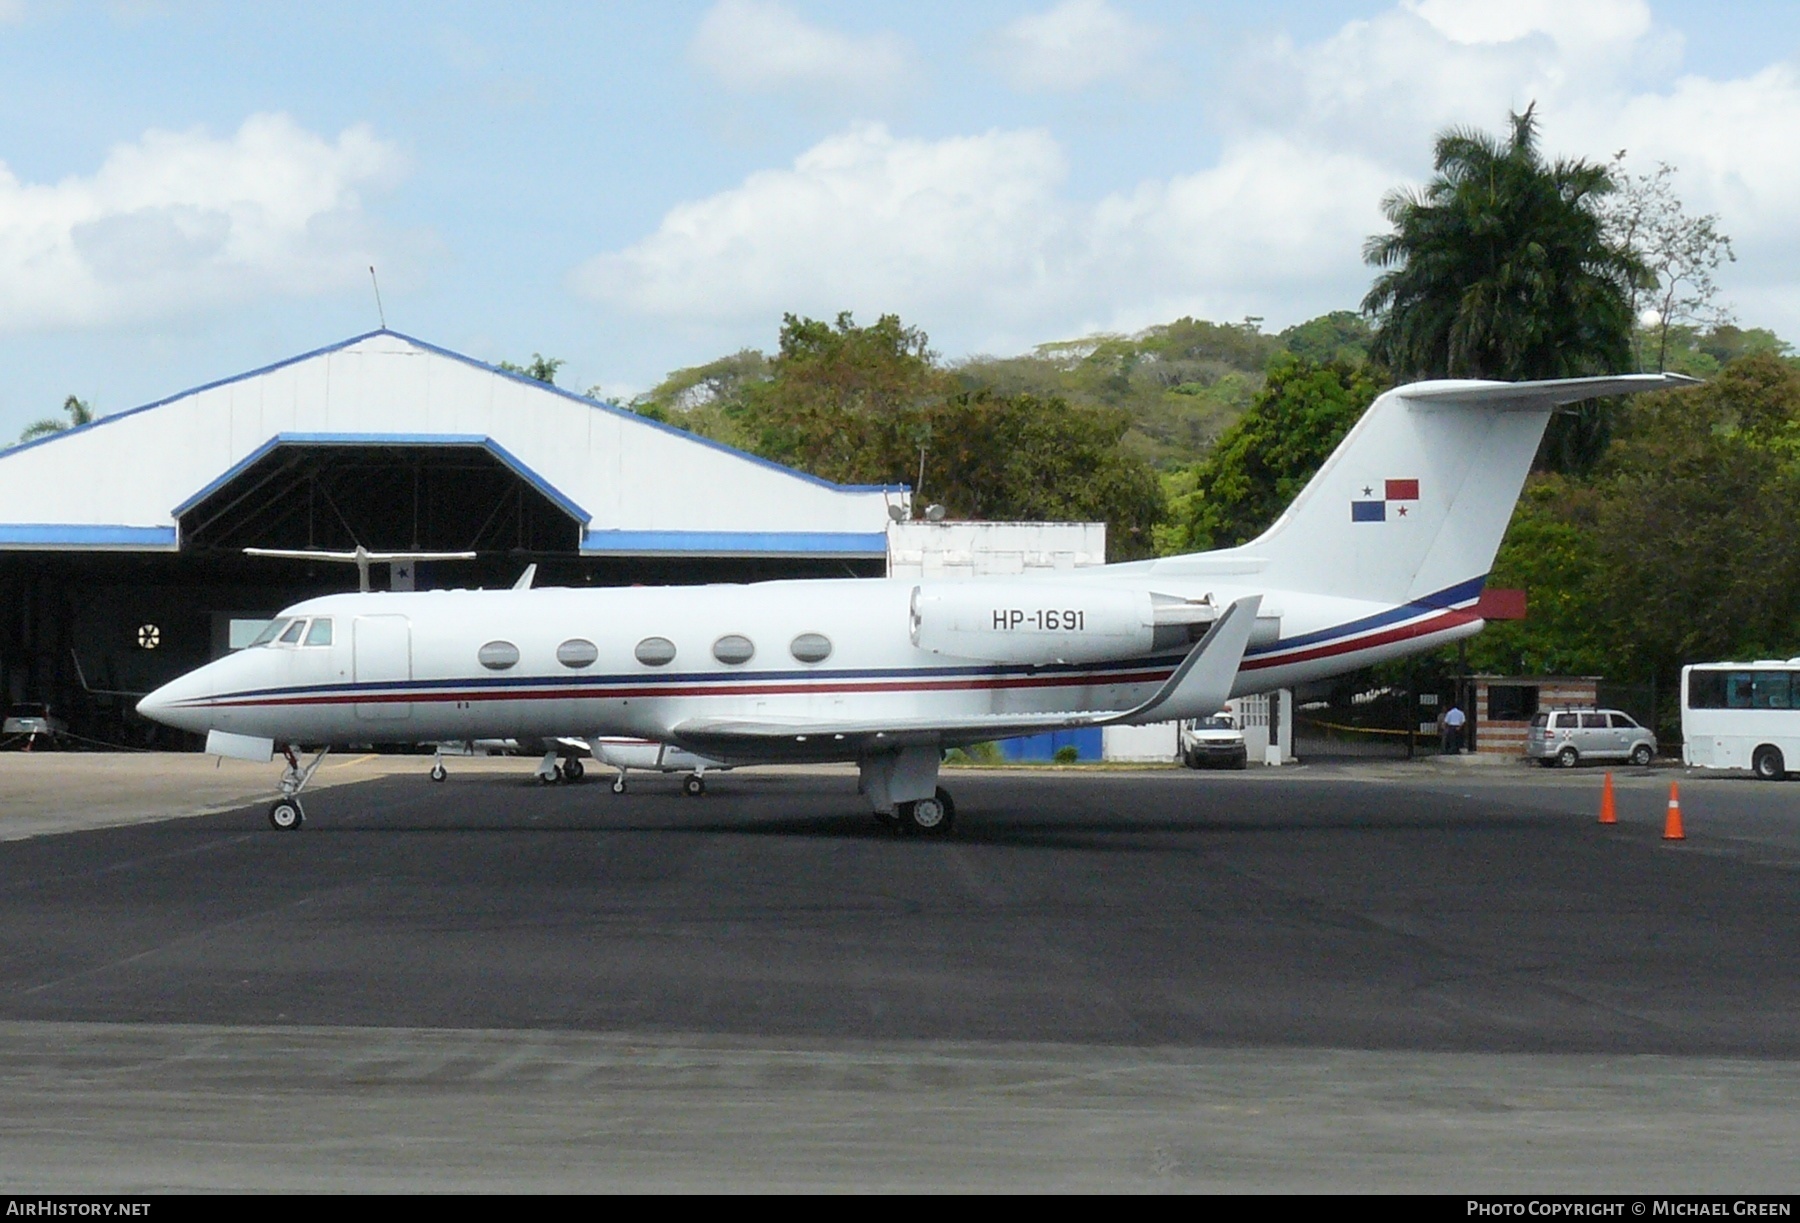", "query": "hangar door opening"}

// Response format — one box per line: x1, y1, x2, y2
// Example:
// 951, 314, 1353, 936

177, 443, 582, 557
